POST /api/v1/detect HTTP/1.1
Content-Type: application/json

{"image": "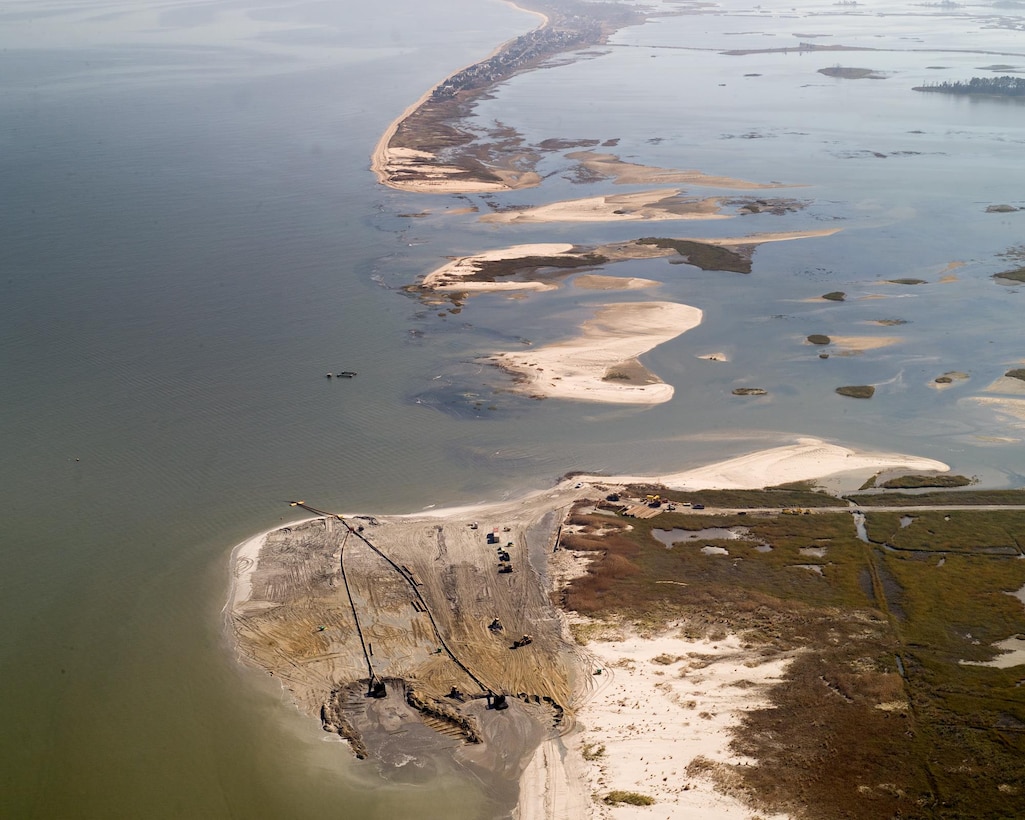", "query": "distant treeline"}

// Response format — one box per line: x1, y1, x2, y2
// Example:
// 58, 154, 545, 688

914, 75, 1025, 97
